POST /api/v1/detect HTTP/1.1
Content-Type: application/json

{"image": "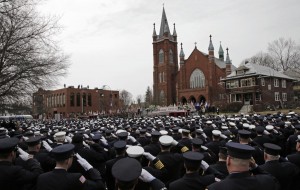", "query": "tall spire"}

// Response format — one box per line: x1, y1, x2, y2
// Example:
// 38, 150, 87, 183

180, 43, 185, 64
152, 23, 157, 37
173, 23, 177, 36
218, 41, 224, 61
225, 48, 231, 64
180, 43, 185, 58
159, 7, 171, 38
208, 34, 214, 51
